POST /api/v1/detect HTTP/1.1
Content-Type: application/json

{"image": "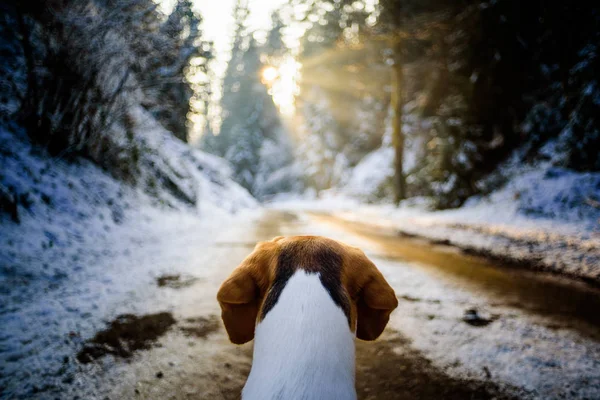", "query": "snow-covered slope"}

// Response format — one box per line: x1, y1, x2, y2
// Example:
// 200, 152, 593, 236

343, 146, 394, 202
0, 119, 256, 397
0, 116, 256, 285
